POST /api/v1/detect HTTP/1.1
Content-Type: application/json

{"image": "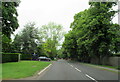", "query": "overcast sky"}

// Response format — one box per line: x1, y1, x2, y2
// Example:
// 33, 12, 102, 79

15, 0, 90, 34
15, 0, 118, 35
